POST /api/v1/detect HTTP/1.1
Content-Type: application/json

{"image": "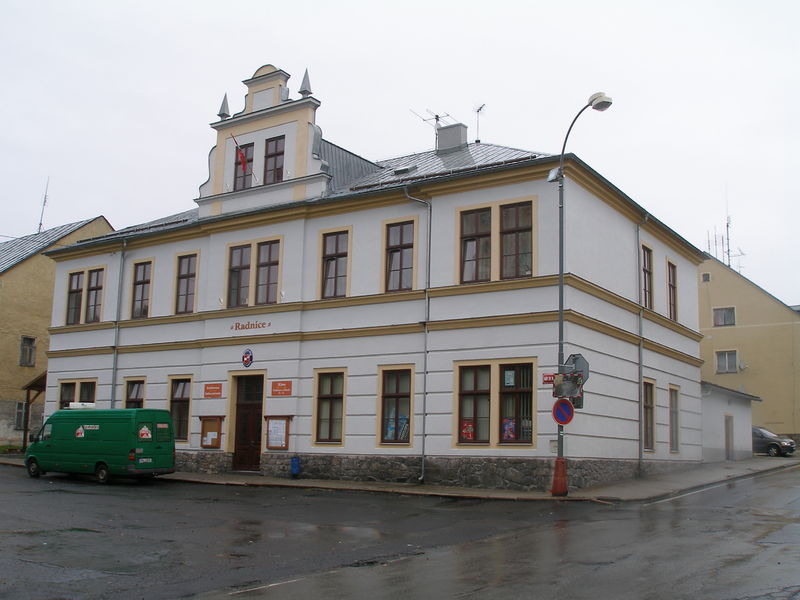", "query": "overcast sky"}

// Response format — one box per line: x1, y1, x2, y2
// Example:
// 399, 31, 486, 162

2, 0, 797, 305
